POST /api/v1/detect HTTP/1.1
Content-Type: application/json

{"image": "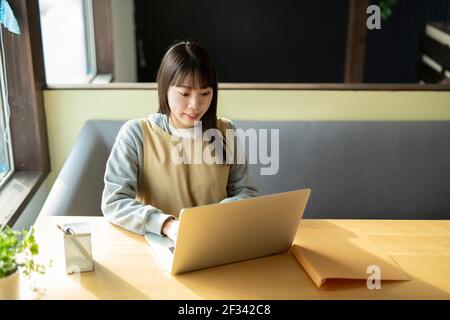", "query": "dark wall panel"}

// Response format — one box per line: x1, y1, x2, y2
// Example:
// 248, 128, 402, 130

364, 0, 450, 83
134, 0, 349, 83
